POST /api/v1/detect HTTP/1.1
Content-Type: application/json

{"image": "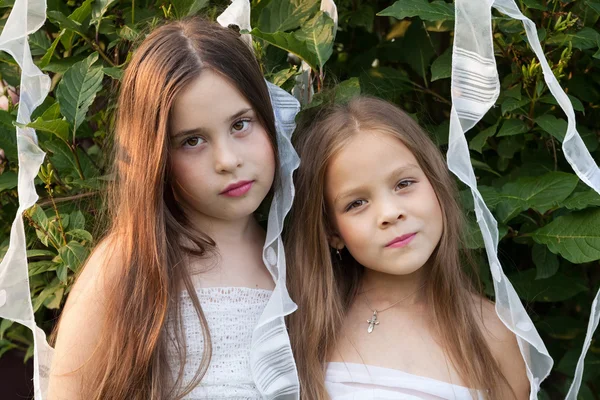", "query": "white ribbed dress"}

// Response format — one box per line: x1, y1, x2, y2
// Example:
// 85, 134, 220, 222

167, 287, 272, 399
